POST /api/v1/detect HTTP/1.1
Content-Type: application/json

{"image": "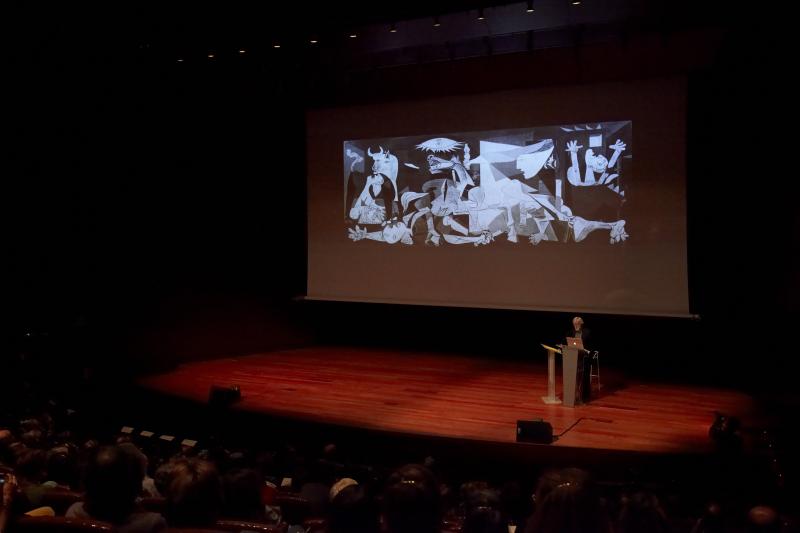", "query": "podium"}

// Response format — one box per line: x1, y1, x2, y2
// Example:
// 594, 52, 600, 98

540, 344, 581, 407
